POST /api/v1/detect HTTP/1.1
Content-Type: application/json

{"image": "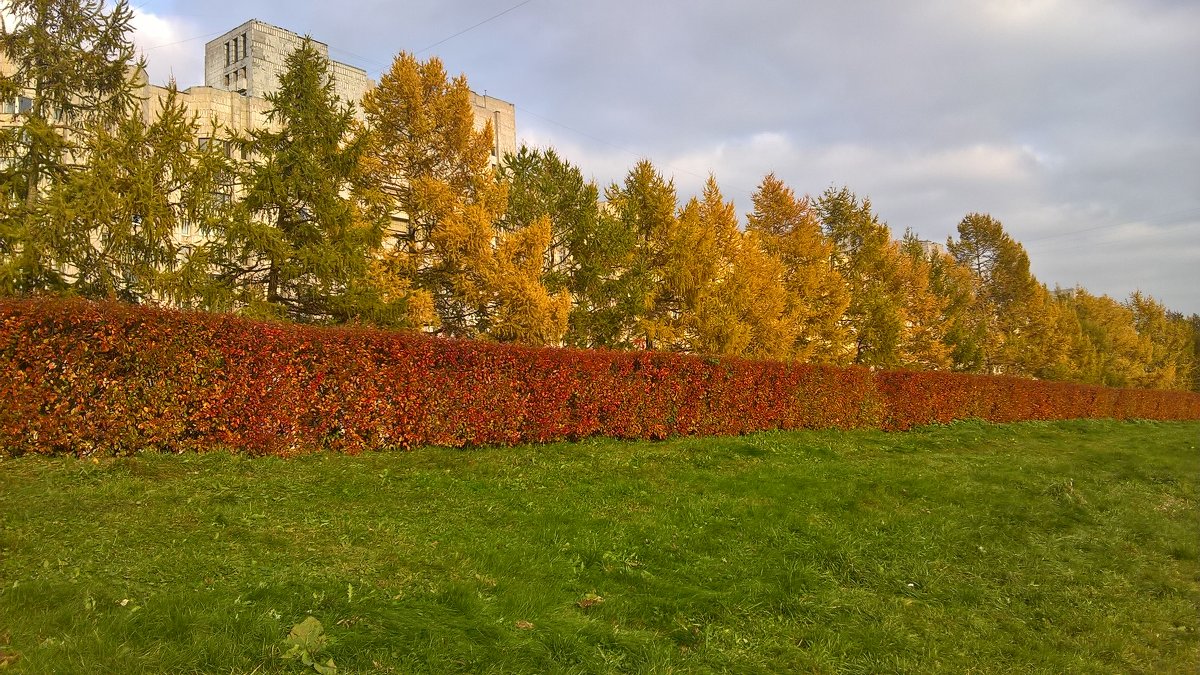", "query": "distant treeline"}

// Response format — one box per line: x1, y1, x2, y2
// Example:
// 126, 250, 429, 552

2, 0, 1196, 391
